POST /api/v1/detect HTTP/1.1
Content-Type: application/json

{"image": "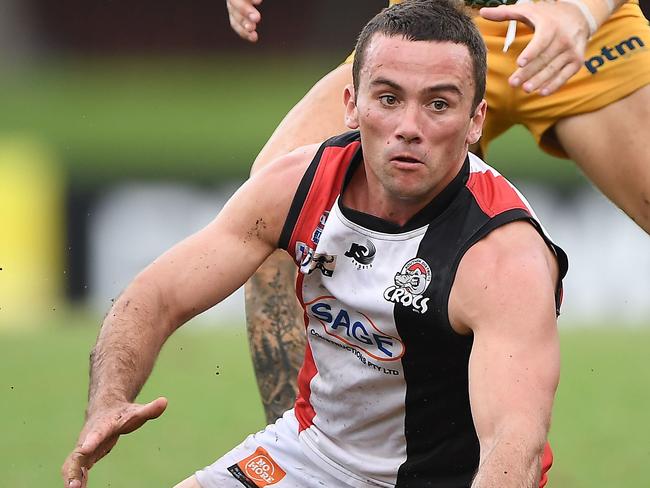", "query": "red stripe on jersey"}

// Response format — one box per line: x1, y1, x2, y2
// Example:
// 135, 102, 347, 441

294, 269, 317, 431
290, 141, 359, 433
466, 169, 528, 218
288, 143, 358, 252
295, 343, 317, 431
539, 442, 553, 487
